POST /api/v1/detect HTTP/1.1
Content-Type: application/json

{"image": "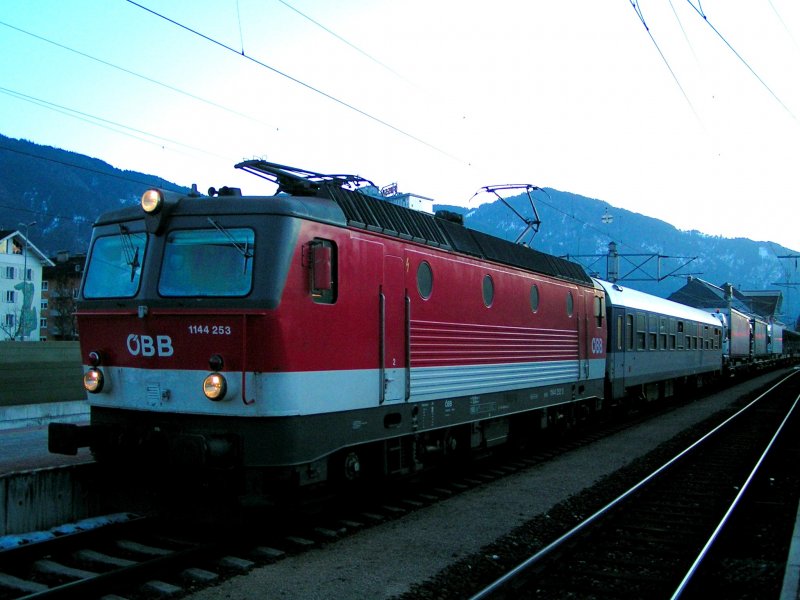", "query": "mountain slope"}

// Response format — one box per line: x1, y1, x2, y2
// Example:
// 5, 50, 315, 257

1, 133, 797, 324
